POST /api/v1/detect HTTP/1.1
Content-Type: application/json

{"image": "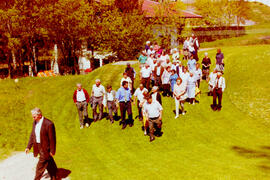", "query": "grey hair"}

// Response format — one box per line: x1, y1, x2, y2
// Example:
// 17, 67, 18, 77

77, 83, 82, 87
31, 108, 42, 115
95, 79, 101, 83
